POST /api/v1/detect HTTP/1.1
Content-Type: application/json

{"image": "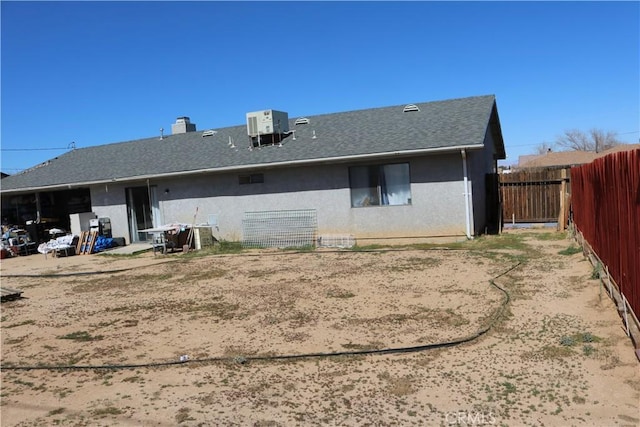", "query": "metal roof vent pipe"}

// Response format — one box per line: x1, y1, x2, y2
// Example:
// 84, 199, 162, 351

171, 116, 197, 134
